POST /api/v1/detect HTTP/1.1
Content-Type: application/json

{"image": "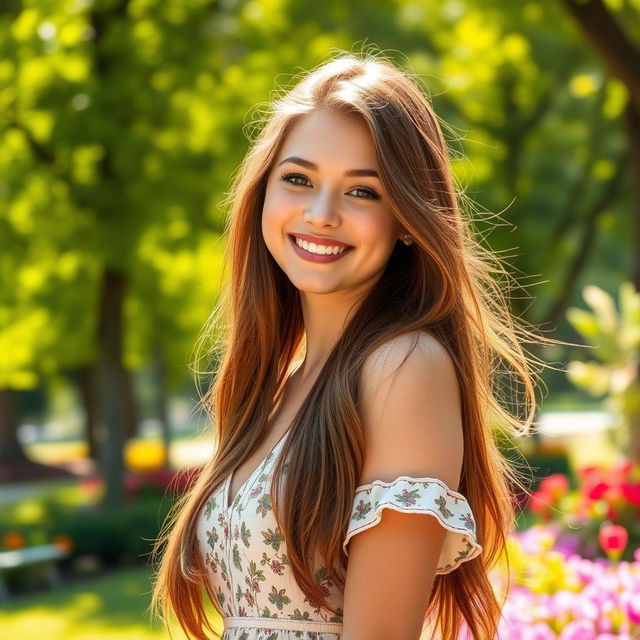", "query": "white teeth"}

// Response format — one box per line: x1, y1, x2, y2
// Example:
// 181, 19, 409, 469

294, 237, 347, 255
